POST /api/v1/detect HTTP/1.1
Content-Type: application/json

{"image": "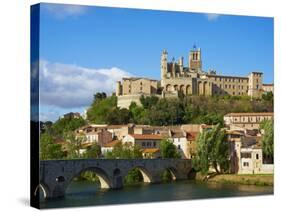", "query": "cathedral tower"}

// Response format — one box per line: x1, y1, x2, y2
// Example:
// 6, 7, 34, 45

188, 45, 202, 72
161, 49, 168, 86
